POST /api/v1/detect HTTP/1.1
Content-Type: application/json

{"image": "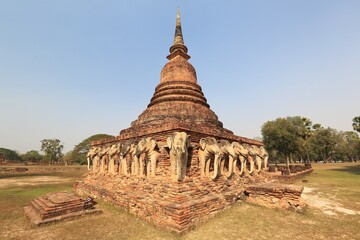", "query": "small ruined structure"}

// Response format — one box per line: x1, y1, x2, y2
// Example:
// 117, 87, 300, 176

245, 183, 305, 211
75, 9, 305, 233
24, 192, 101, 226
